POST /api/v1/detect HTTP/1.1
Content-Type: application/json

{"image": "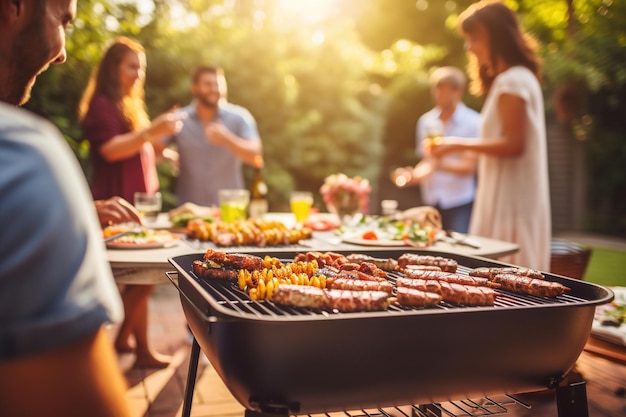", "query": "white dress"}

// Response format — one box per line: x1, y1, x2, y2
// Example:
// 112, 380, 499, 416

469, 66, 551, 270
